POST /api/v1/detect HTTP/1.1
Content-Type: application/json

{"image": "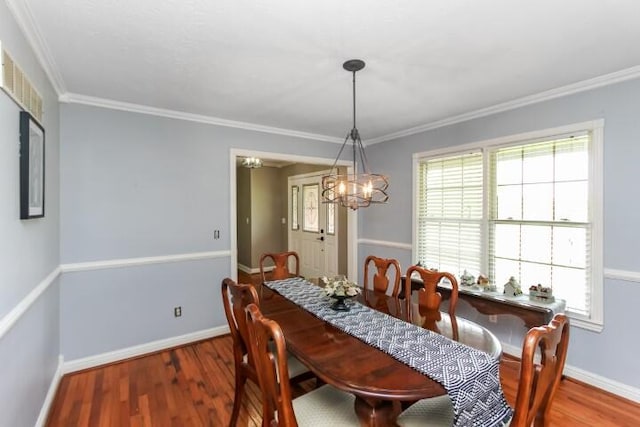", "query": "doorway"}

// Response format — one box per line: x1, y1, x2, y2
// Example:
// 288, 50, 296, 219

288, 171, 340, 278
230, 149, 357, 281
